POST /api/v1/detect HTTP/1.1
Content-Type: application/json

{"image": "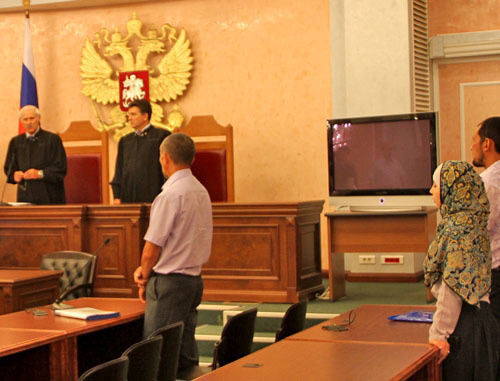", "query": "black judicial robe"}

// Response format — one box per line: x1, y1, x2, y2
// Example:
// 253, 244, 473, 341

4, 129, 67, 204
111, 126, 170, 203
